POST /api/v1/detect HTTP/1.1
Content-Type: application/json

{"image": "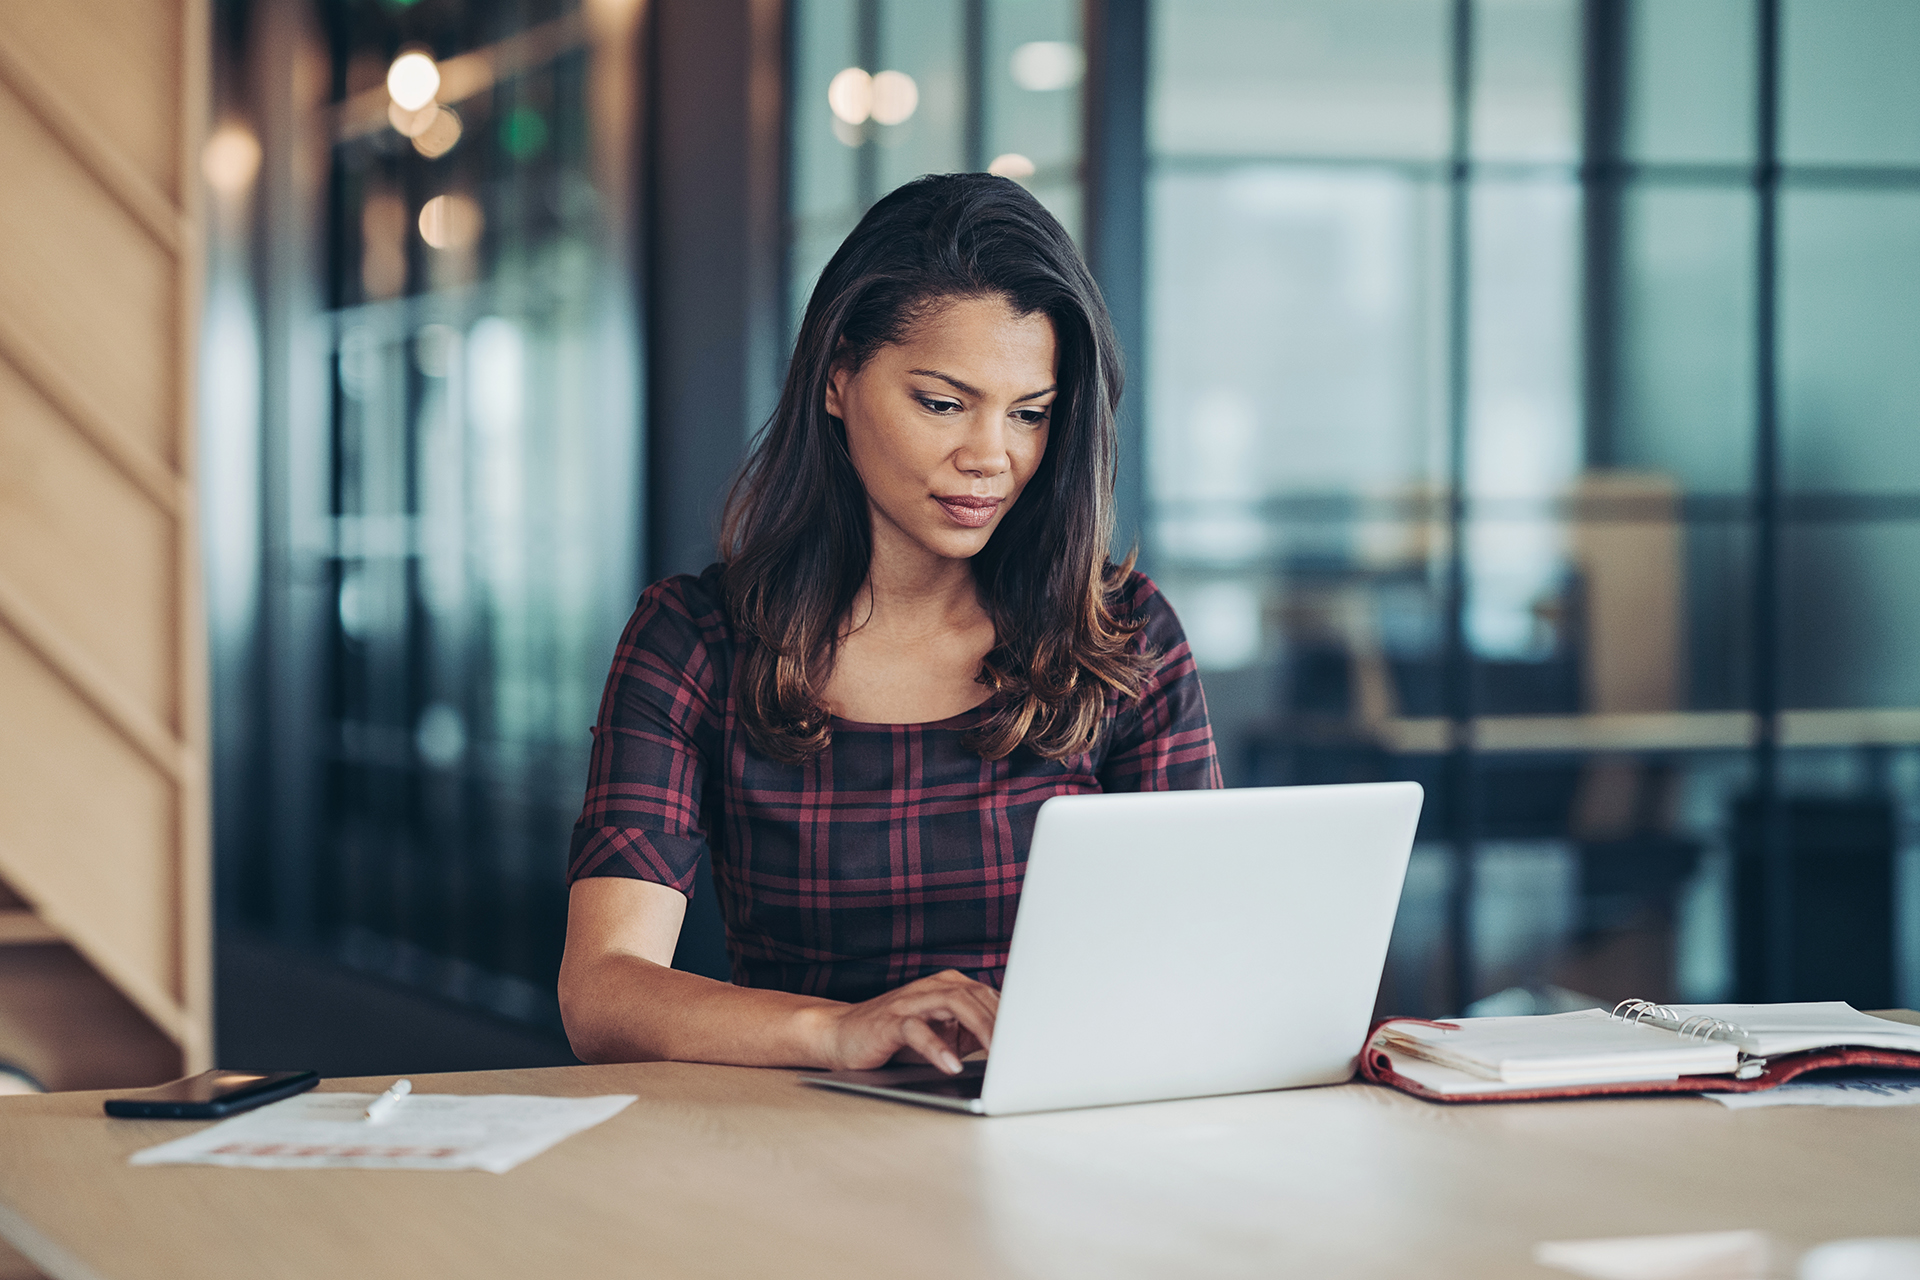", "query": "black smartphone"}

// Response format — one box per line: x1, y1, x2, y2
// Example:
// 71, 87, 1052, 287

103, 1069, 320, 1119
